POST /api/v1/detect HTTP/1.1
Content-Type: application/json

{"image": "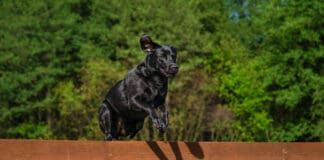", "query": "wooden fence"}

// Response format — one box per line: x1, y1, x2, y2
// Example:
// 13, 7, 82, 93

0, 139, 323, 160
